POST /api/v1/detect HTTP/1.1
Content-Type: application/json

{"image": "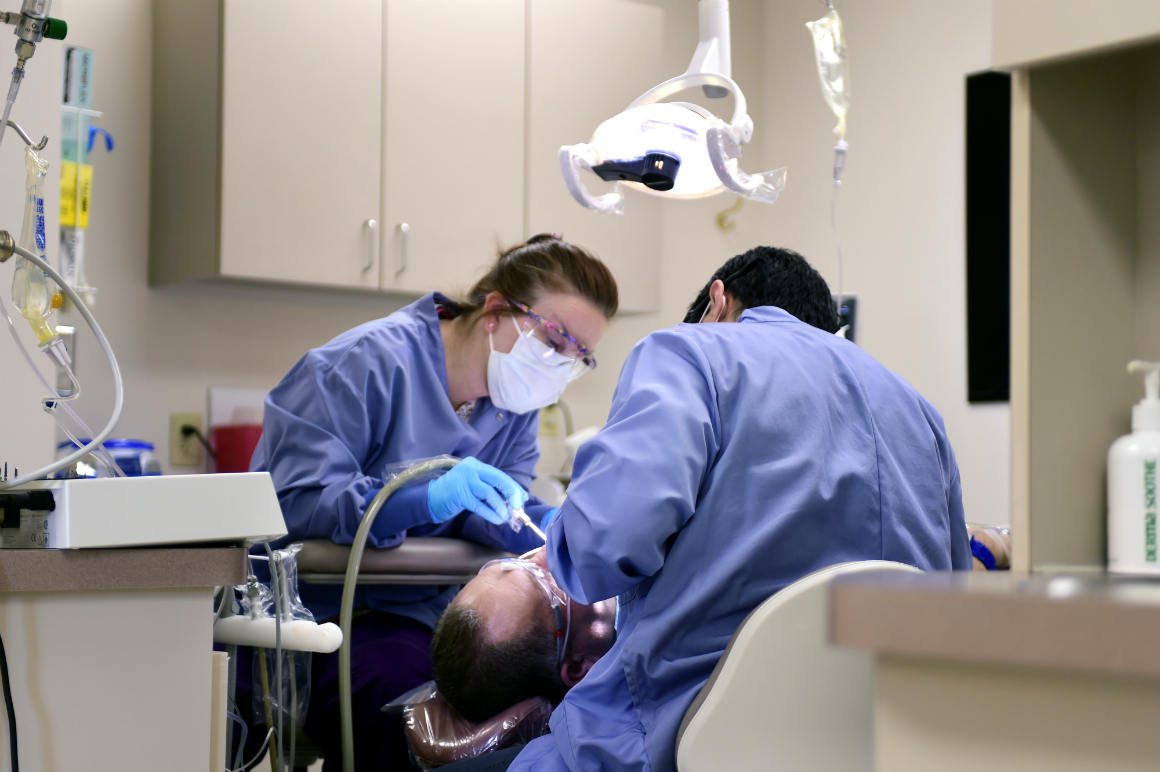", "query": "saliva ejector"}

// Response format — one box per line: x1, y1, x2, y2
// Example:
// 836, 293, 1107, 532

509, 506, 547, 542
